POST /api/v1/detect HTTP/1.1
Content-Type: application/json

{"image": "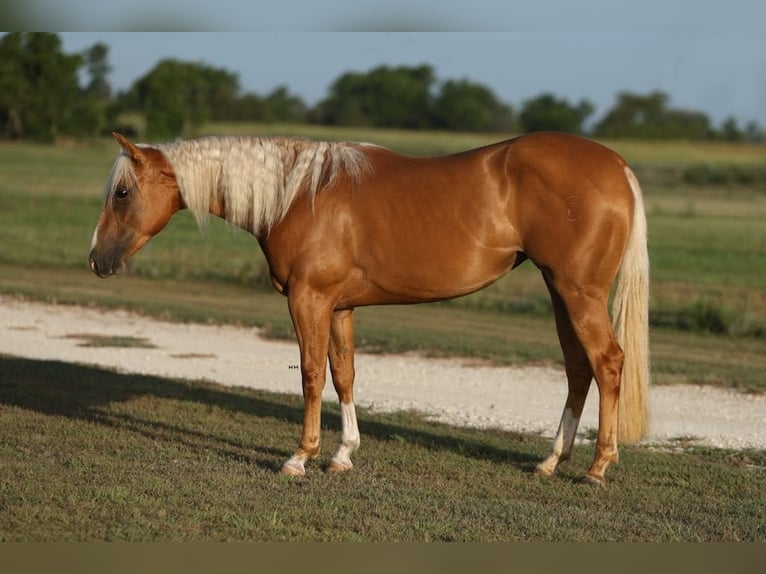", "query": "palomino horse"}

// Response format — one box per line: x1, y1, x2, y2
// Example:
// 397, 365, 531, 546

89, 131, 649, 485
